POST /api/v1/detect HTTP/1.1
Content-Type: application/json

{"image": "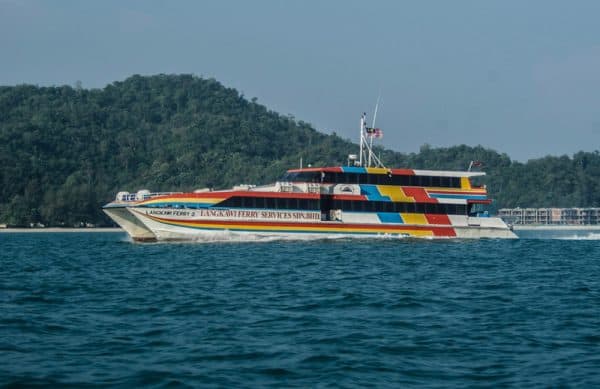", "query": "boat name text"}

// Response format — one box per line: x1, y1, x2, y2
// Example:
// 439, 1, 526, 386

146, 208, 320, 220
